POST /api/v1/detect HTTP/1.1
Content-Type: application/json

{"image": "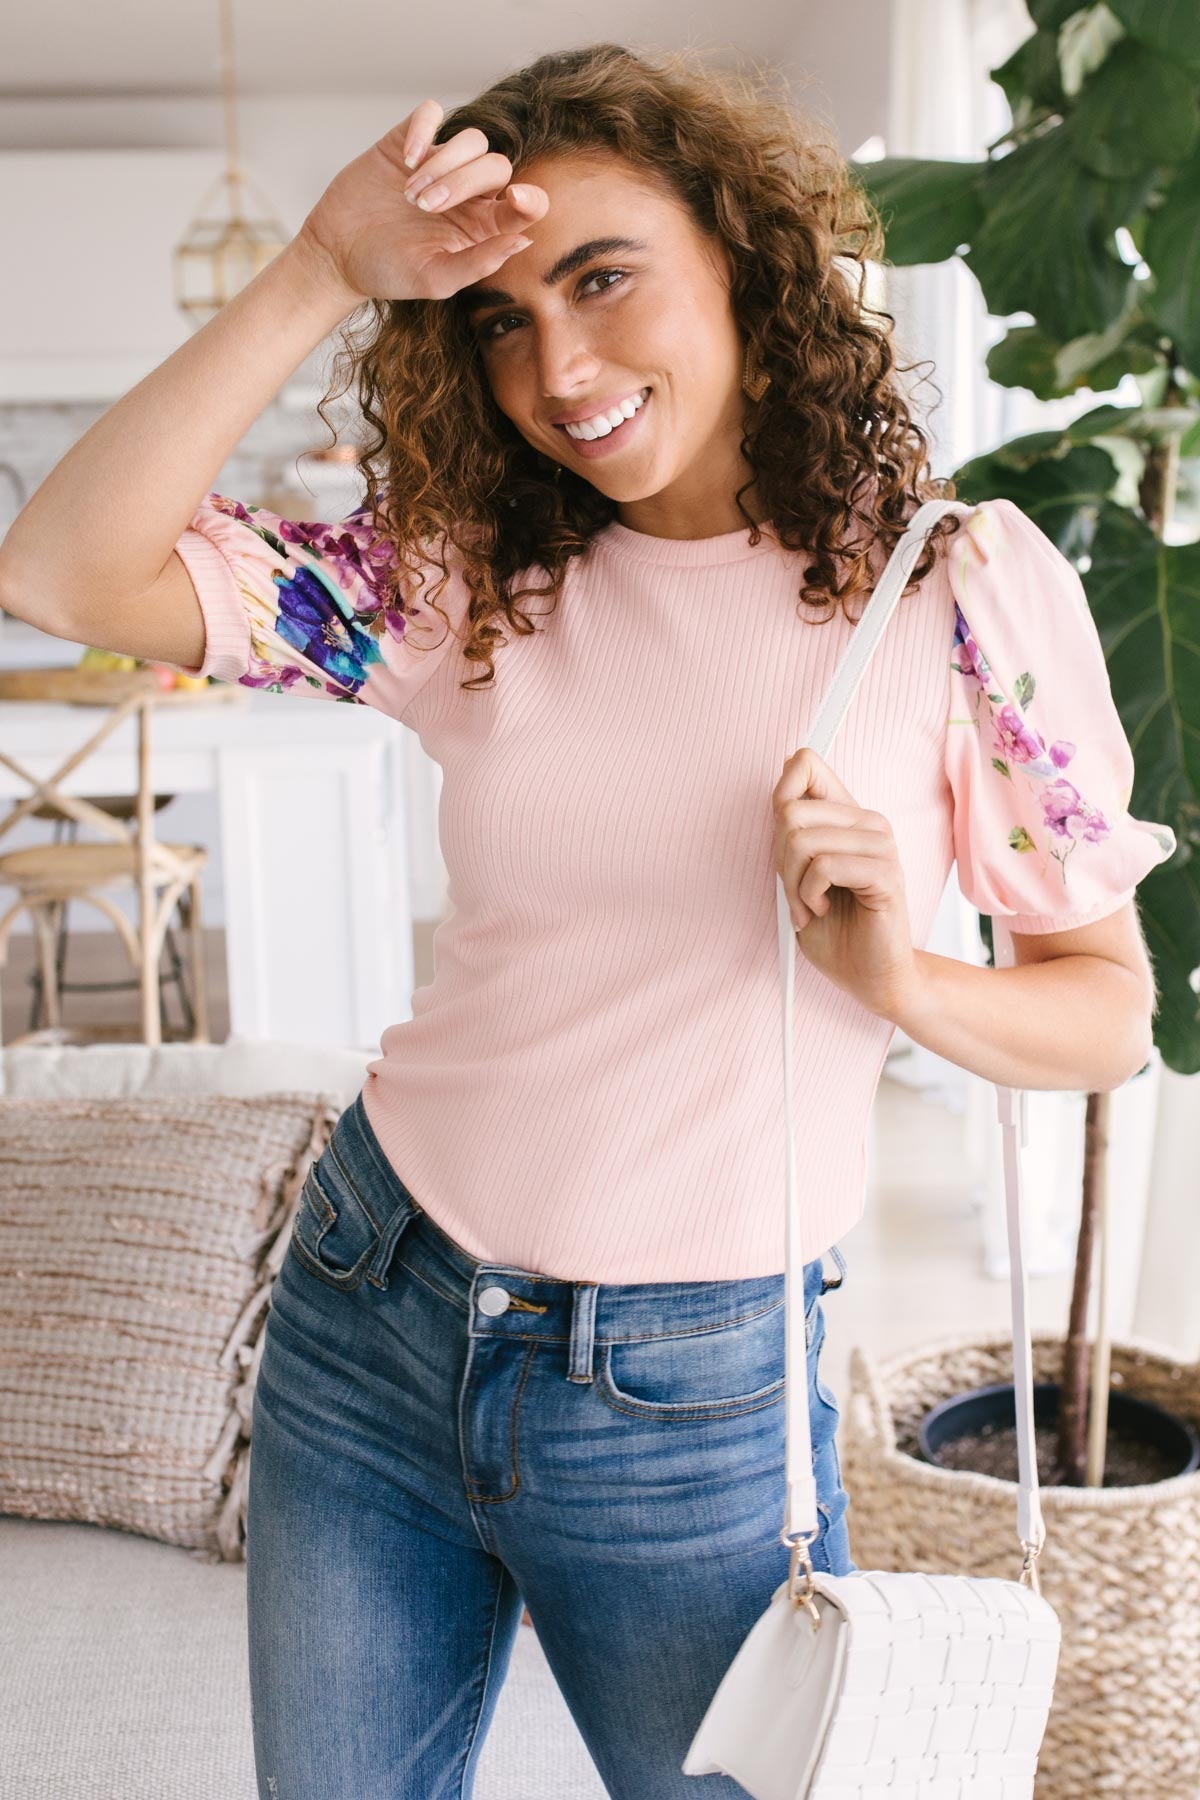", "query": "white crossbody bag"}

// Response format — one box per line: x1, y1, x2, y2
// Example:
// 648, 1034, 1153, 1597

682, 498, 1062, 1797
